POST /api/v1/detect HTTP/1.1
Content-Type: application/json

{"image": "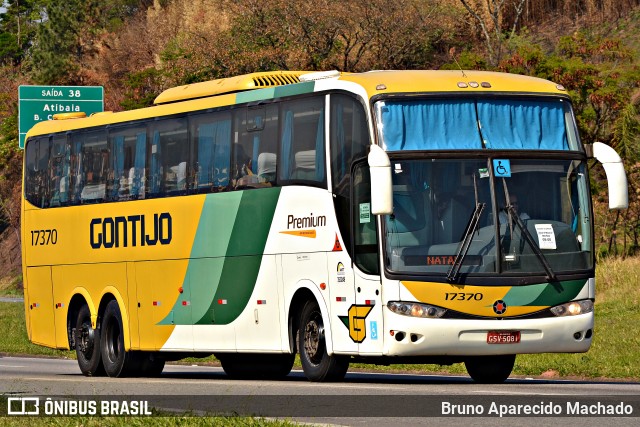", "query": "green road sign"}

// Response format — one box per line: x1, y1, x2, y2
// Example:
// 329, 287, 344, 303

18, 85, 104, 148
